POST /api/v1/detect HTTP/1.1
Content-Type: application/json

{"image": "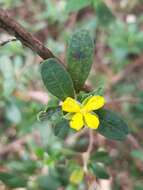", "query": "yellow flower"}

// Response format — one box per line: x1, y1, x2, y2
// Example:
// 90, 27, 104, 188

62, 96, 105, 131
